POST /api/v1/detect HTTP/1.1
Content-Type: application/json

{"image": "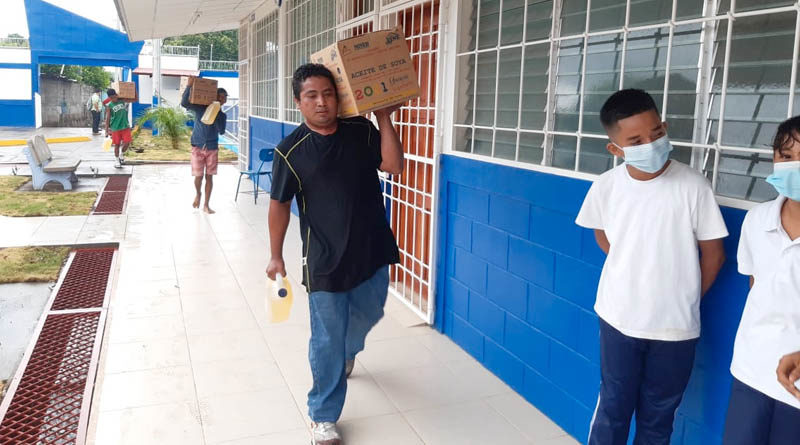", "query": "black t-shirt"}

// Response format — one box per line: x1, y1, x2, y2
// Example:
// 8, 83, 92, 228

270, 116, 400, 293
